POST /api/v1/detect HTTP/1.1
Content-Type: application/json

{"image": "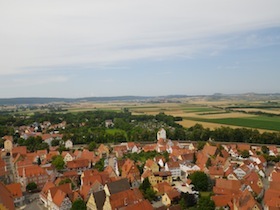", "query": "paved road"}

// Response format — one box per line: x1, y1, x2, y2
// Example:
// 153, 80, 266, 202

24, 193, 46, 210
